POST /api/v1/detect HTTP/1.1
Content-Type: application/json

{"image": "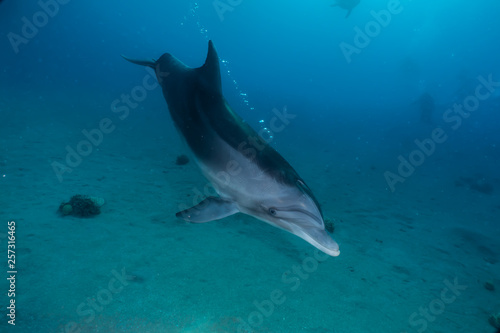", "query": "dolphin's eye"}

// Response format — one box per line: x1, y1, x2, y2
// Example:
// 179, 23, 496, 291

268, 208, 277, 216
